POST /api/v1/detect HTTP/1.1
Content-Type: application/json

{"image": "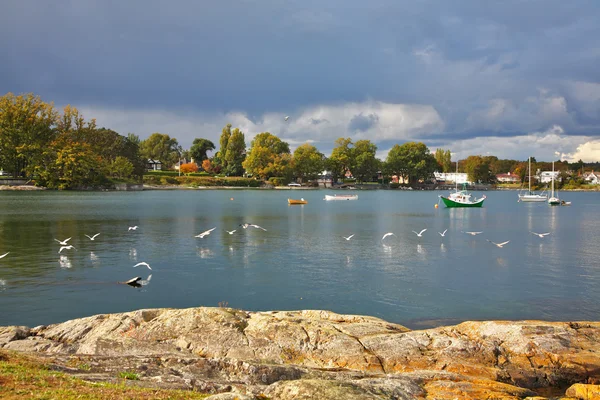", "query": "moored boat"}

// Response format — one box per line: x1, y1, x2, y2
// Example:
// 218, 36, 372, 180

288, 198, 308, 205
324, 194, 358, 201
439, 187, 486, 208
548, 161, 561, 206
518, 156, 548, 202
